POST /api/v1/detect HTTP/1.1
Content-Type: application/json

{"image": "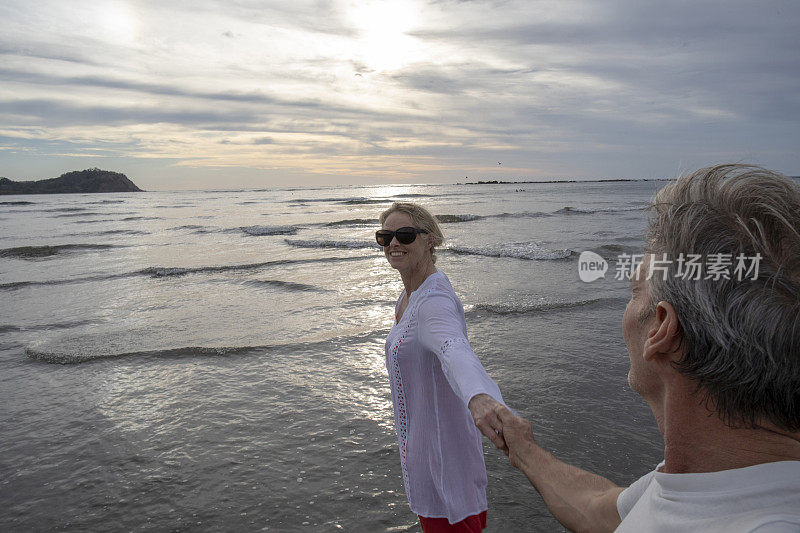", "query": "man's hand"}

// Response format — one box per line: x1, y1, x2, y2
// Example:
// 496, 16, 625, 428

468, 393, 508, 452
494, 405, 538, 468
494, 405, 624, 533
